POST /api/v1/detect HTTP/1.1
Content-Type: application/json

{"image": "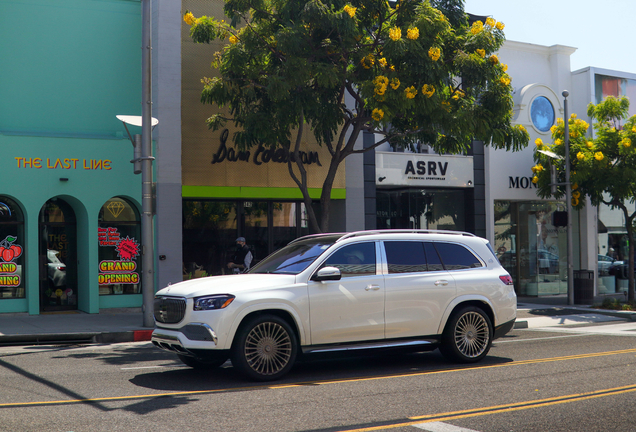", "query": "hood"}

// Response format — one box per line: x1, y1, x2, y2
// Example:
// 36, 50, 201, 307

155, 273, 298, 298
